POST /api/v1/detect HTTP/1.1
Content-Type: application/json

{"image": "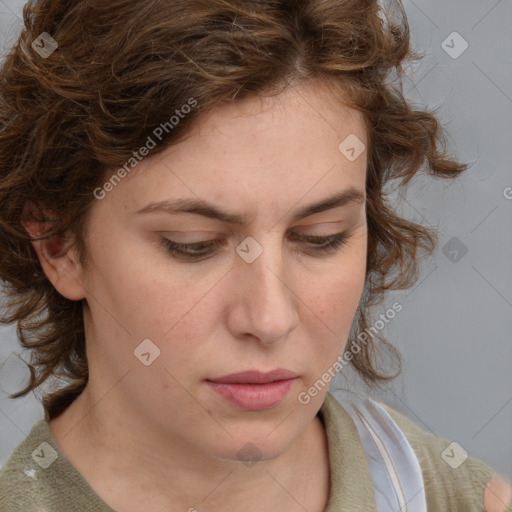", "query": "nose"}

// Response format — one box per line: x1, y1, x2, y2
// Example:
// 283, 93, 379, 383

228, 238, 300, 346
